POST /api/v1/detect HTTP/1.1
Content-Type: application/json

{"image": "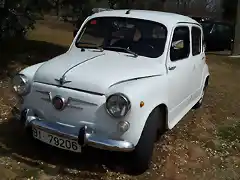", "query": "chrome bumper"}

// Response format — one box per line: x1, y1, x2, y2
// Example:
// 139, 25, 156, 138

12, 107, 135, 152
